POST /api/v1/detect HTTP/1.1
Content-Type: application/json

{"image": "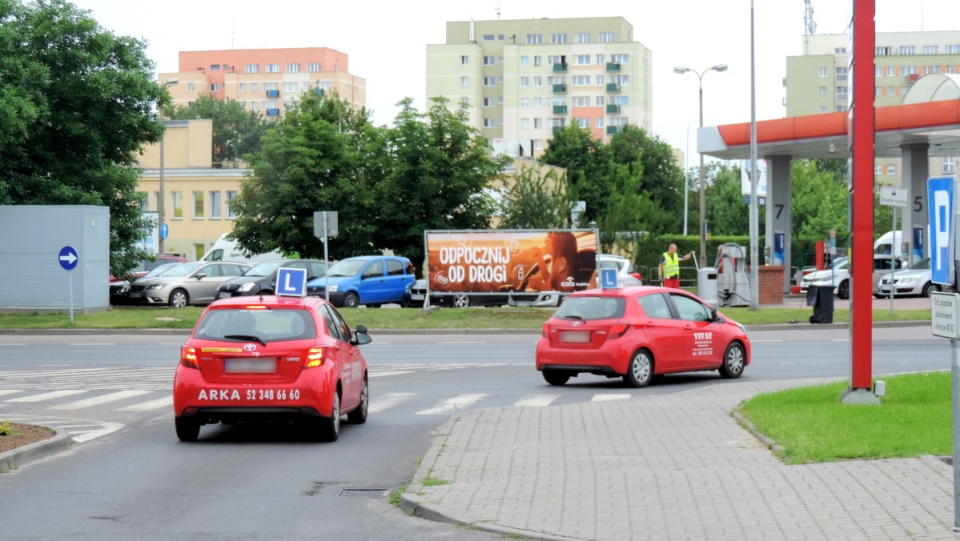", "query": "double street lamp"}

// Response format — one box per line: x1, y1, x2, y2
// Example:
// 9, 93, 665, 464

158, 78, 179, 256
673, 64, 728, 267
